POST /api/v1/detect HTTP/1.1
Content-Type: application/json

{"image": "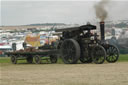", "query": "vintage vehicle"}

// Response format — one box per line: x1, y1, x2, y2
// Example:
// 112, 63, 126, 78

6, 42, 58, 64
6, 22, 119, 64
55, 22, 119, 64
